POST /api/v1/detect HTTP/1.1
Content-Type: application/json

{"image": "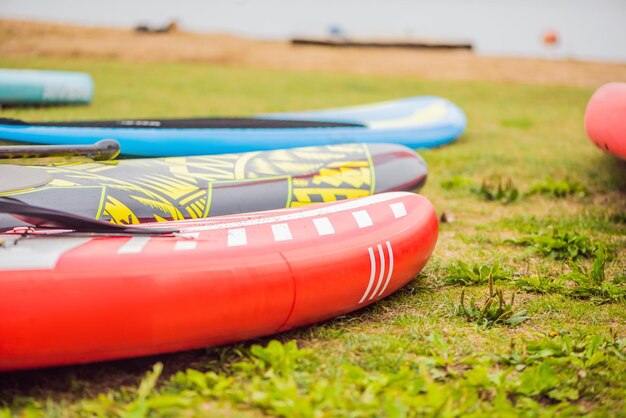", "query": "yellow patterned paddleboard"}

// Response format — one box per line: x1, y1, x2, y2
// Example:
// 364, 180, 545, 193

0, 143, 427, 228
